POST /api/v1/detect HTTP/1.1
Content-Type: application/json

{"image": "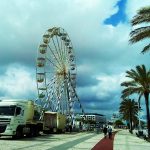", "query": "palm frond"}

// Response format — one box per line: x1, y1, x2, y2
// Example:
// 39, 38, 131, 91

138, 6, 150, 14
136, 65, 150, 88
129, 26, 150, 43
126, 69, 140, 80
131, 8, 150, 25
129, 6, 150, 54
121, 87, 143, 99
131, 14, 150, 25
136, 65, 146, 79
142, 43, 150, 53
121, 81, 136, 87
119, 99, 138, 121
